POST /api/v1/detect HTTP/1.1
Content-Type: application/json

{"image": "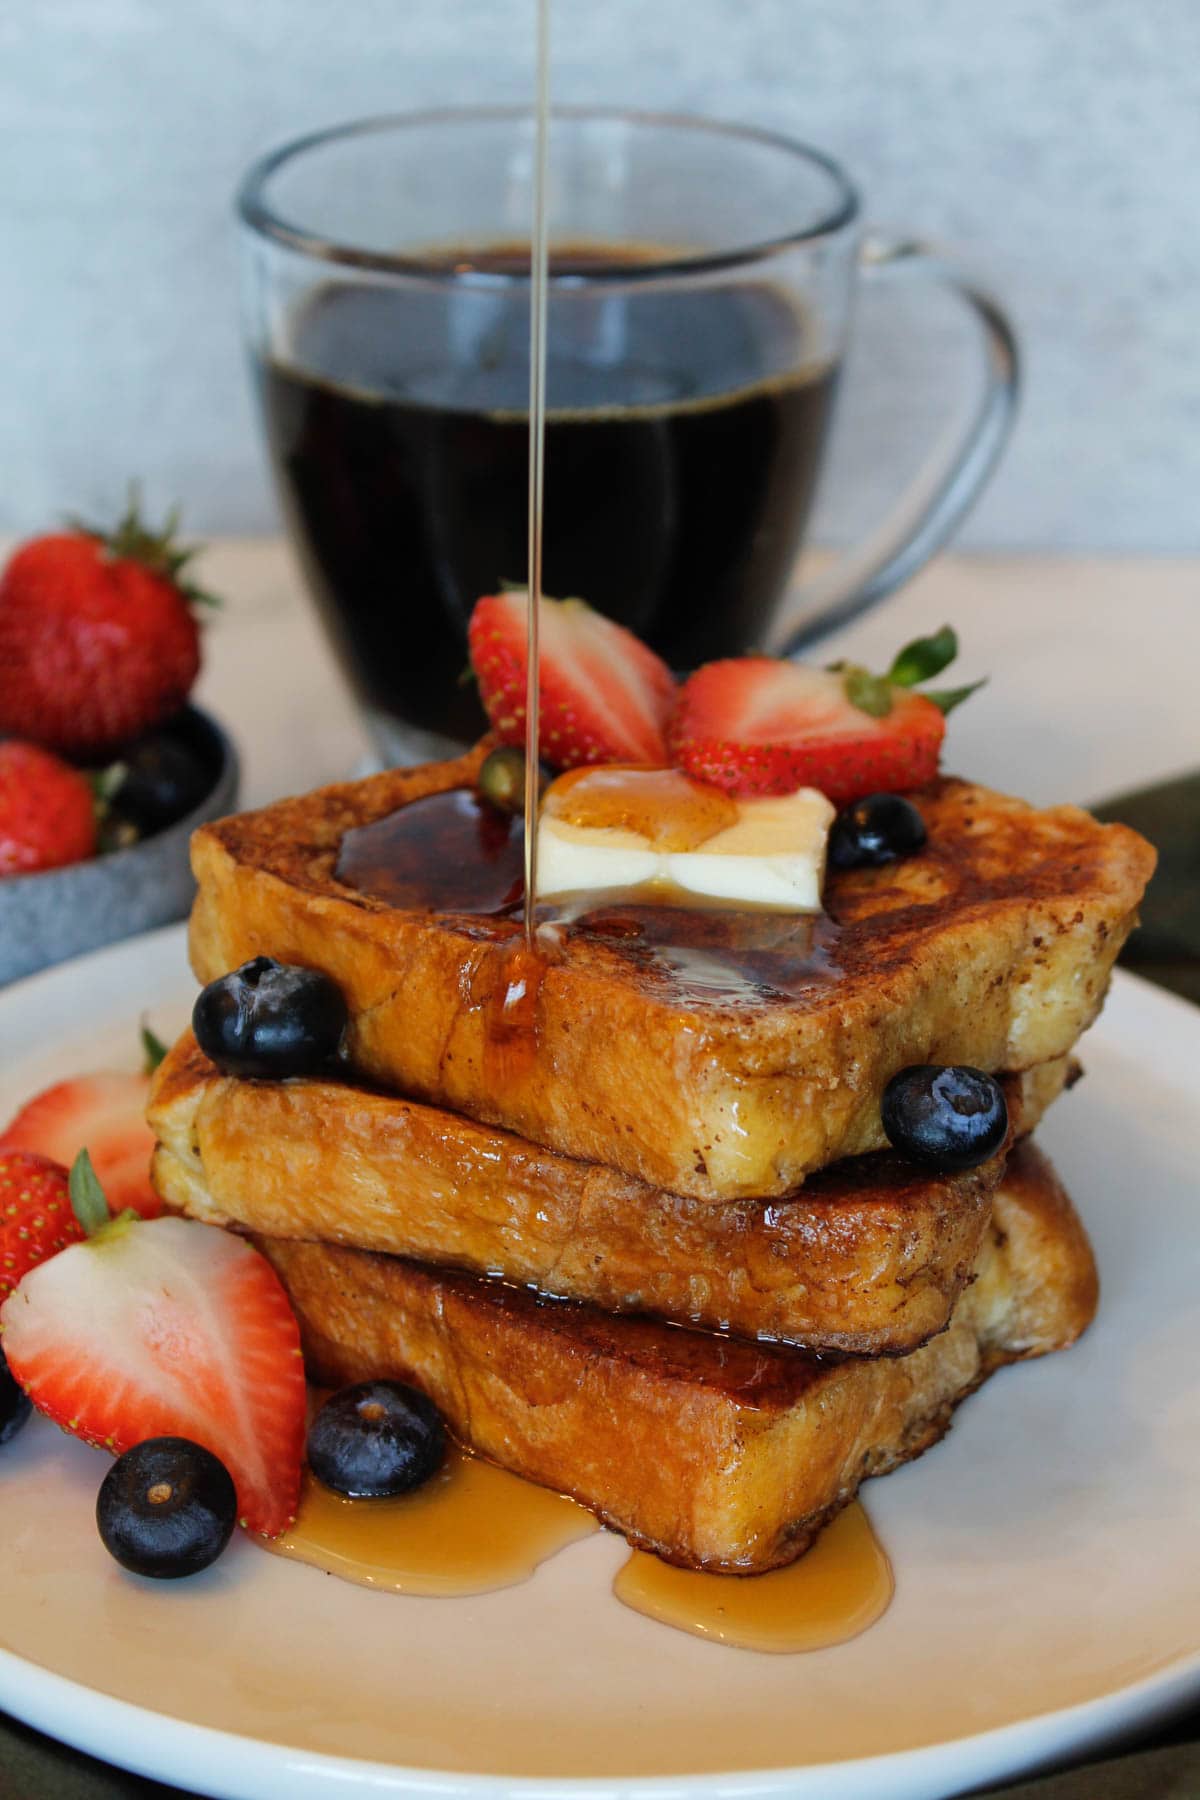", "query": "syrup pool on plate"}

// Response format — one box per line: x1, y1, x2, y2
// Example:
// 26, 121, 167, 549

268, 1443, 597, 1596
268, 1444, 892, 1651
615, 1503, 893, 1653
